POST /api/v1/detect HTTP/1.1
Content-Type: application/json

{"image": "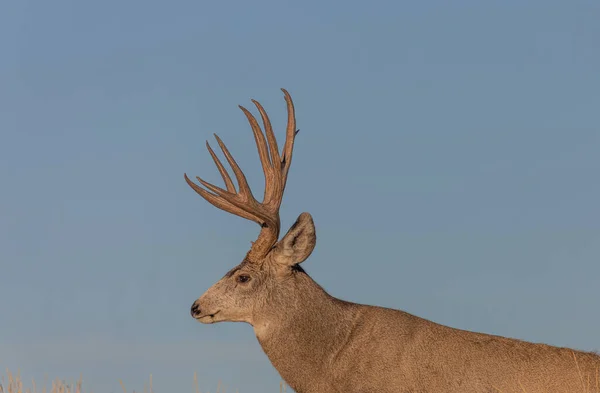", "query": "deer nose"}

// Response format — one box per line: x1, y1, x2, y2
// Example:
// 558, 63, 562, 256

190, 302, 201, 318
